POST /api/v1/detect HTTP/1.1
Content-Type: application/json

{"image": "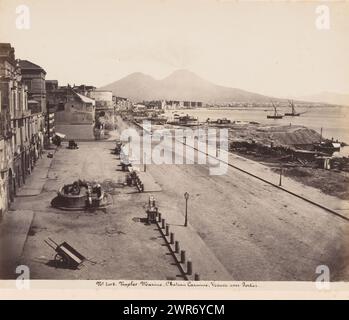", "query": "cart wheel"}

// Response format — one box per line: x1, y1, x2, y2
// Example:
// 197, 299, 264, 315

54, 254, 64, 268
